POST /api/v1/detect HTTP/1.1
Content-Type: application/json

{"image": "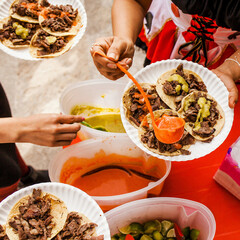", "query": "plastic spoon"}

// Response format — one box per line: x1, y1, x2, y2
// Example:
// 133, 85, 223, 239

94, 51, 185, 144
